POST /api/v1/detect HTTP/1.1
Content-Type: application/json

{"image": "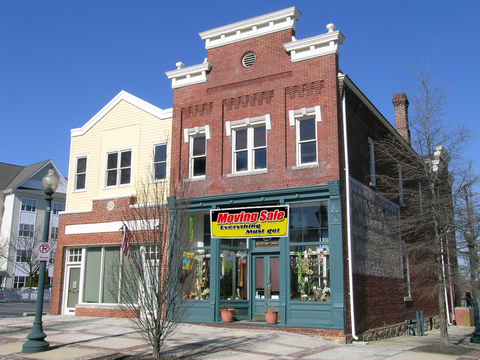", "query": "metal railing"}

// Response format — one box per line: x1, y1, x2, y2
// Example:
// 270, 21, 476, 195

0, 289, 51, 303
